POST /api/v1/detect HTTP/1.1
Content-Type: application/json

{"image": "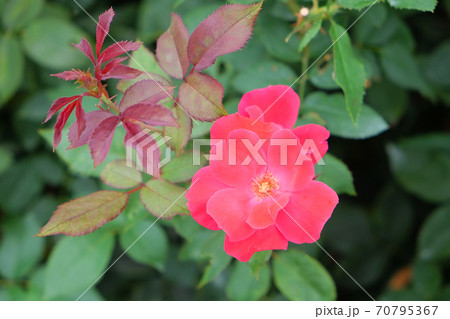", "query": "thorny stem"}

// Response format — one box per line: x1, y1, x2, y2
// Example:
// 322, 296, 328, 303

101, 94, 120, 114
299, 46, 310, 102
